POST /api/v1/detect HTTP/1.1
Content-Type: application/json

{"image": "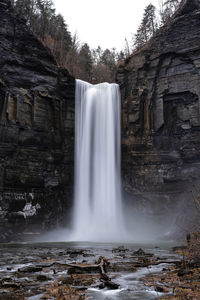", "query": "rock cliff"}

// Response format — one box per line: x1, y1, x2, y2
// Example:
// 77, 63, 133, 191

116, 0, 200, 216
0, 0, 75, 241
